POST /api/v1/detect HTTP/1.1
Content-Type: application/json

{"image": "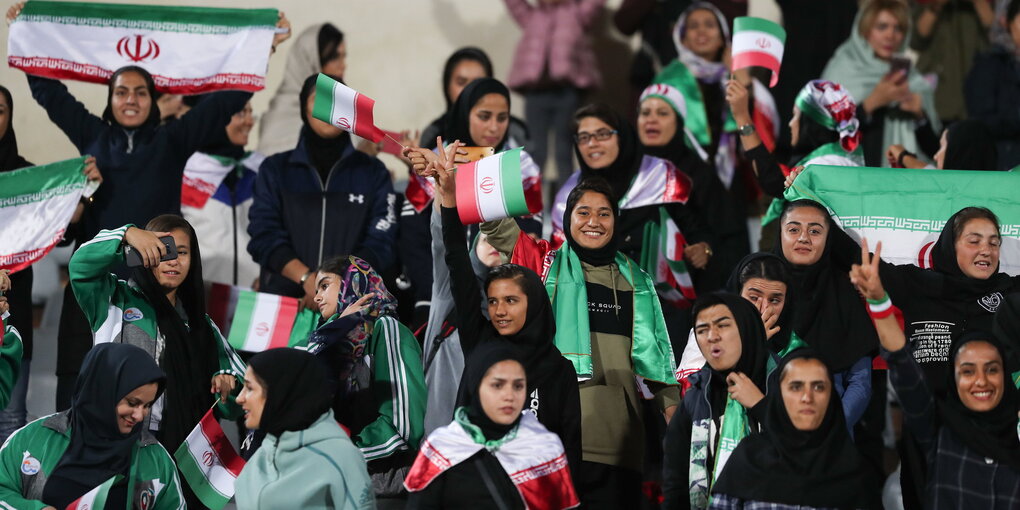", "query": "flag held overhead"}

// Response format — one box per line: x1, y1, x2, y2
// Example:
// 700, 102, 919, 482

454, 148, 537, 225
311, 73, 385, 143
731, 17, 786, 87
